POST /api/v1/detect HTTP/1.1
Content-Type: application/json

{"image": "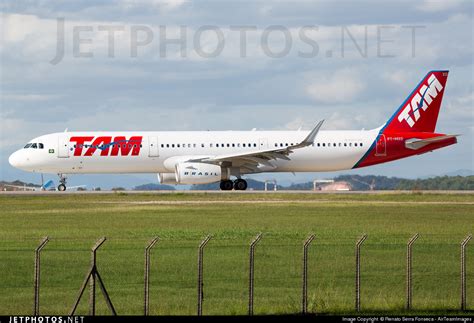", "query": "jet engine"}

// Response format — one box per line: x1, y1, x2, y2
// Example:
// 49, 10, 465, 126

159, 163, 223, 185
175, 162, 222, 185
157, 173, 179, 185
